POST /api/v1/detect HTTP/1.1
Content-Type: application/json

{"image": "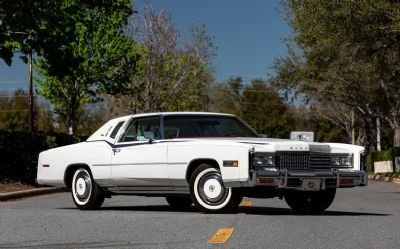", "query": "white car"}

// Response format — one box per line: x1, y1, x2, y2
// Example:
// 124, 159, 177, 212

37, 112, 367, 213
